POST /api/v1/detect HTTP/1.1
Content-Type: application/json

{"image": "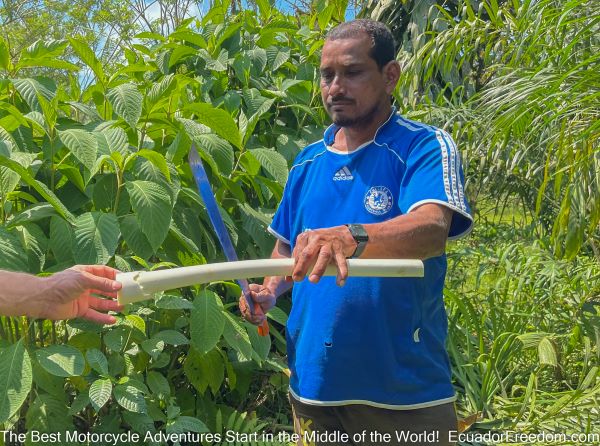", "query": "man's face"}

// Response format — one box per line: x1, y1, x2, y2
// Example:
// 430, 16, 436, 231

320, 34, 395, 128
